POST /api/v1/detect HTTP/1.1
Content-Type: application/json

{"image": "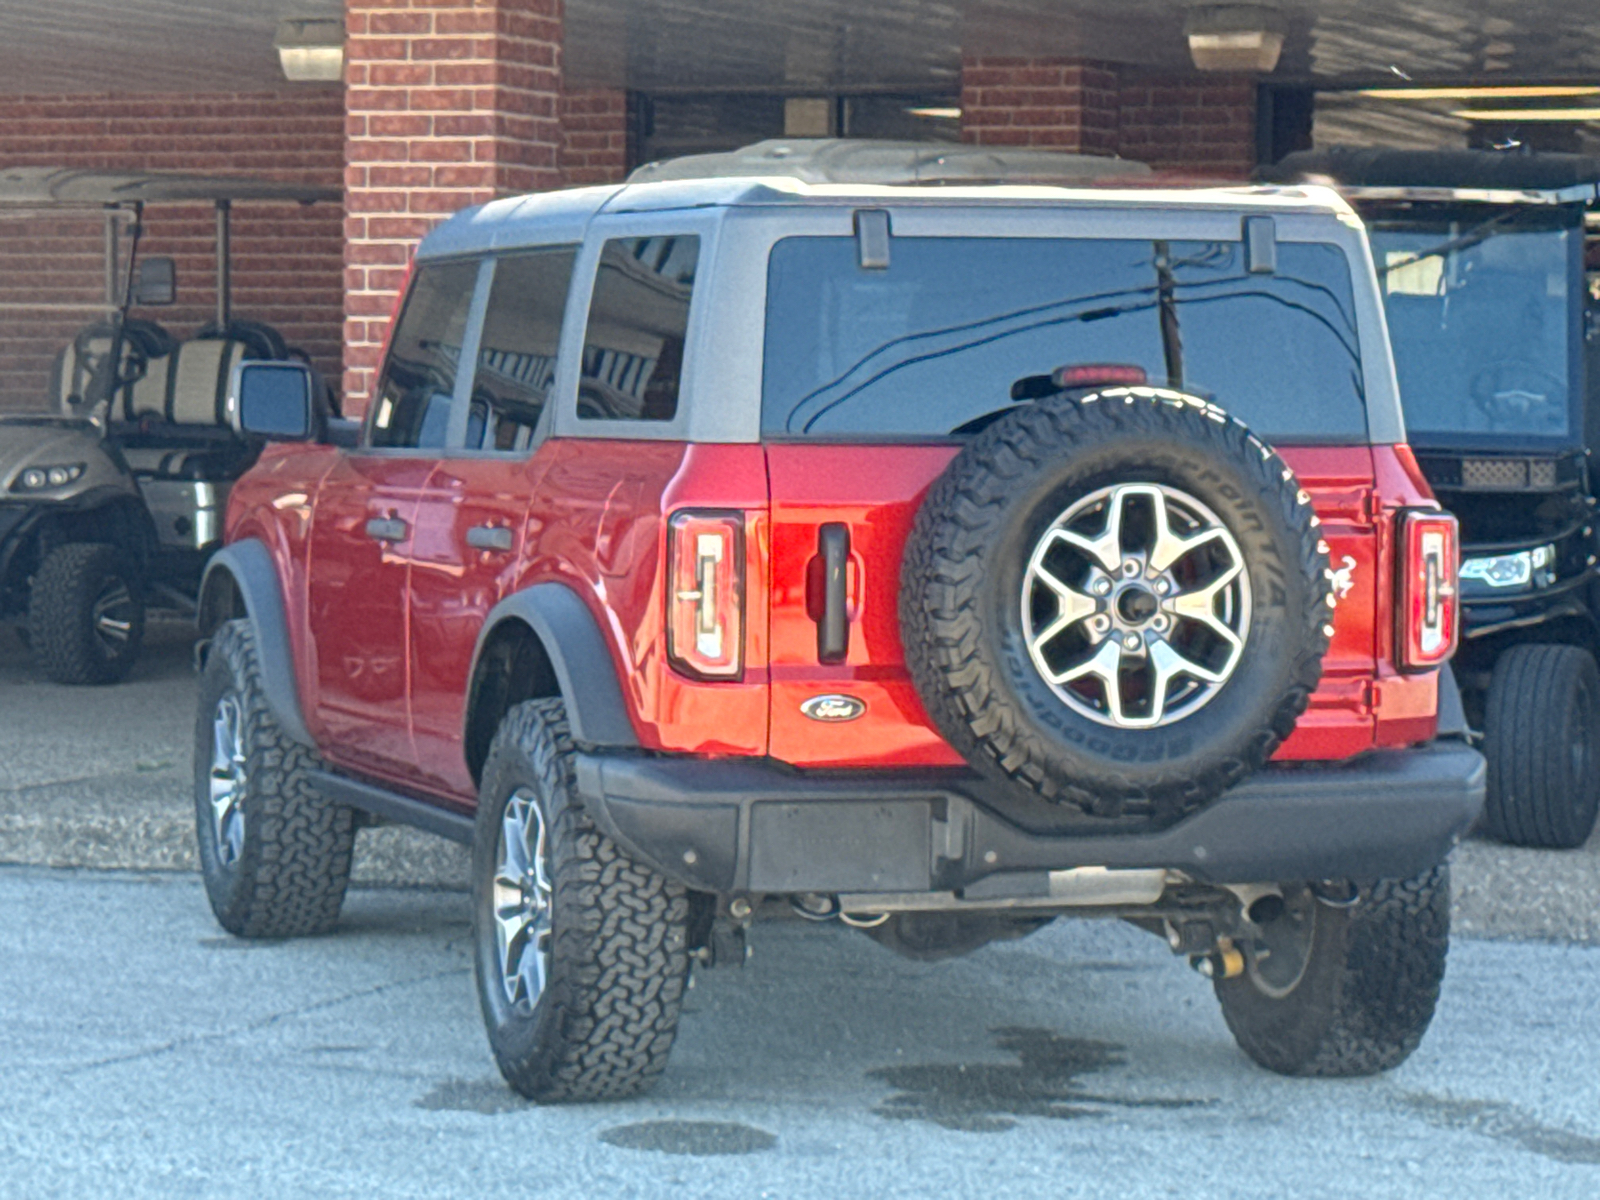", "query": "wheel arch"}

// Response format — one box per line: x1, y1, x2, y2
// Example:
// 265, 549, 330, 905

463, 584, 640, 786
196, 539, 313, 747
